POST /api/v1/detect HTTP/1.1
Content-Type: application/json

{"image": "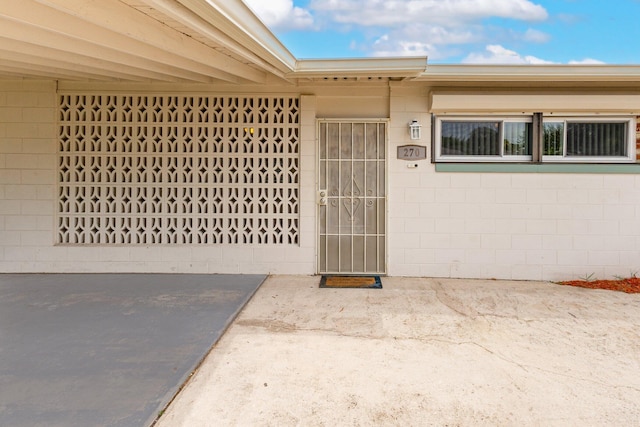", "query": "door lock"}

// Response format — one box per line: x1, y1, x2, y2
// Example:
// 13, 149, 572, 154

318, 190, 327, 206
